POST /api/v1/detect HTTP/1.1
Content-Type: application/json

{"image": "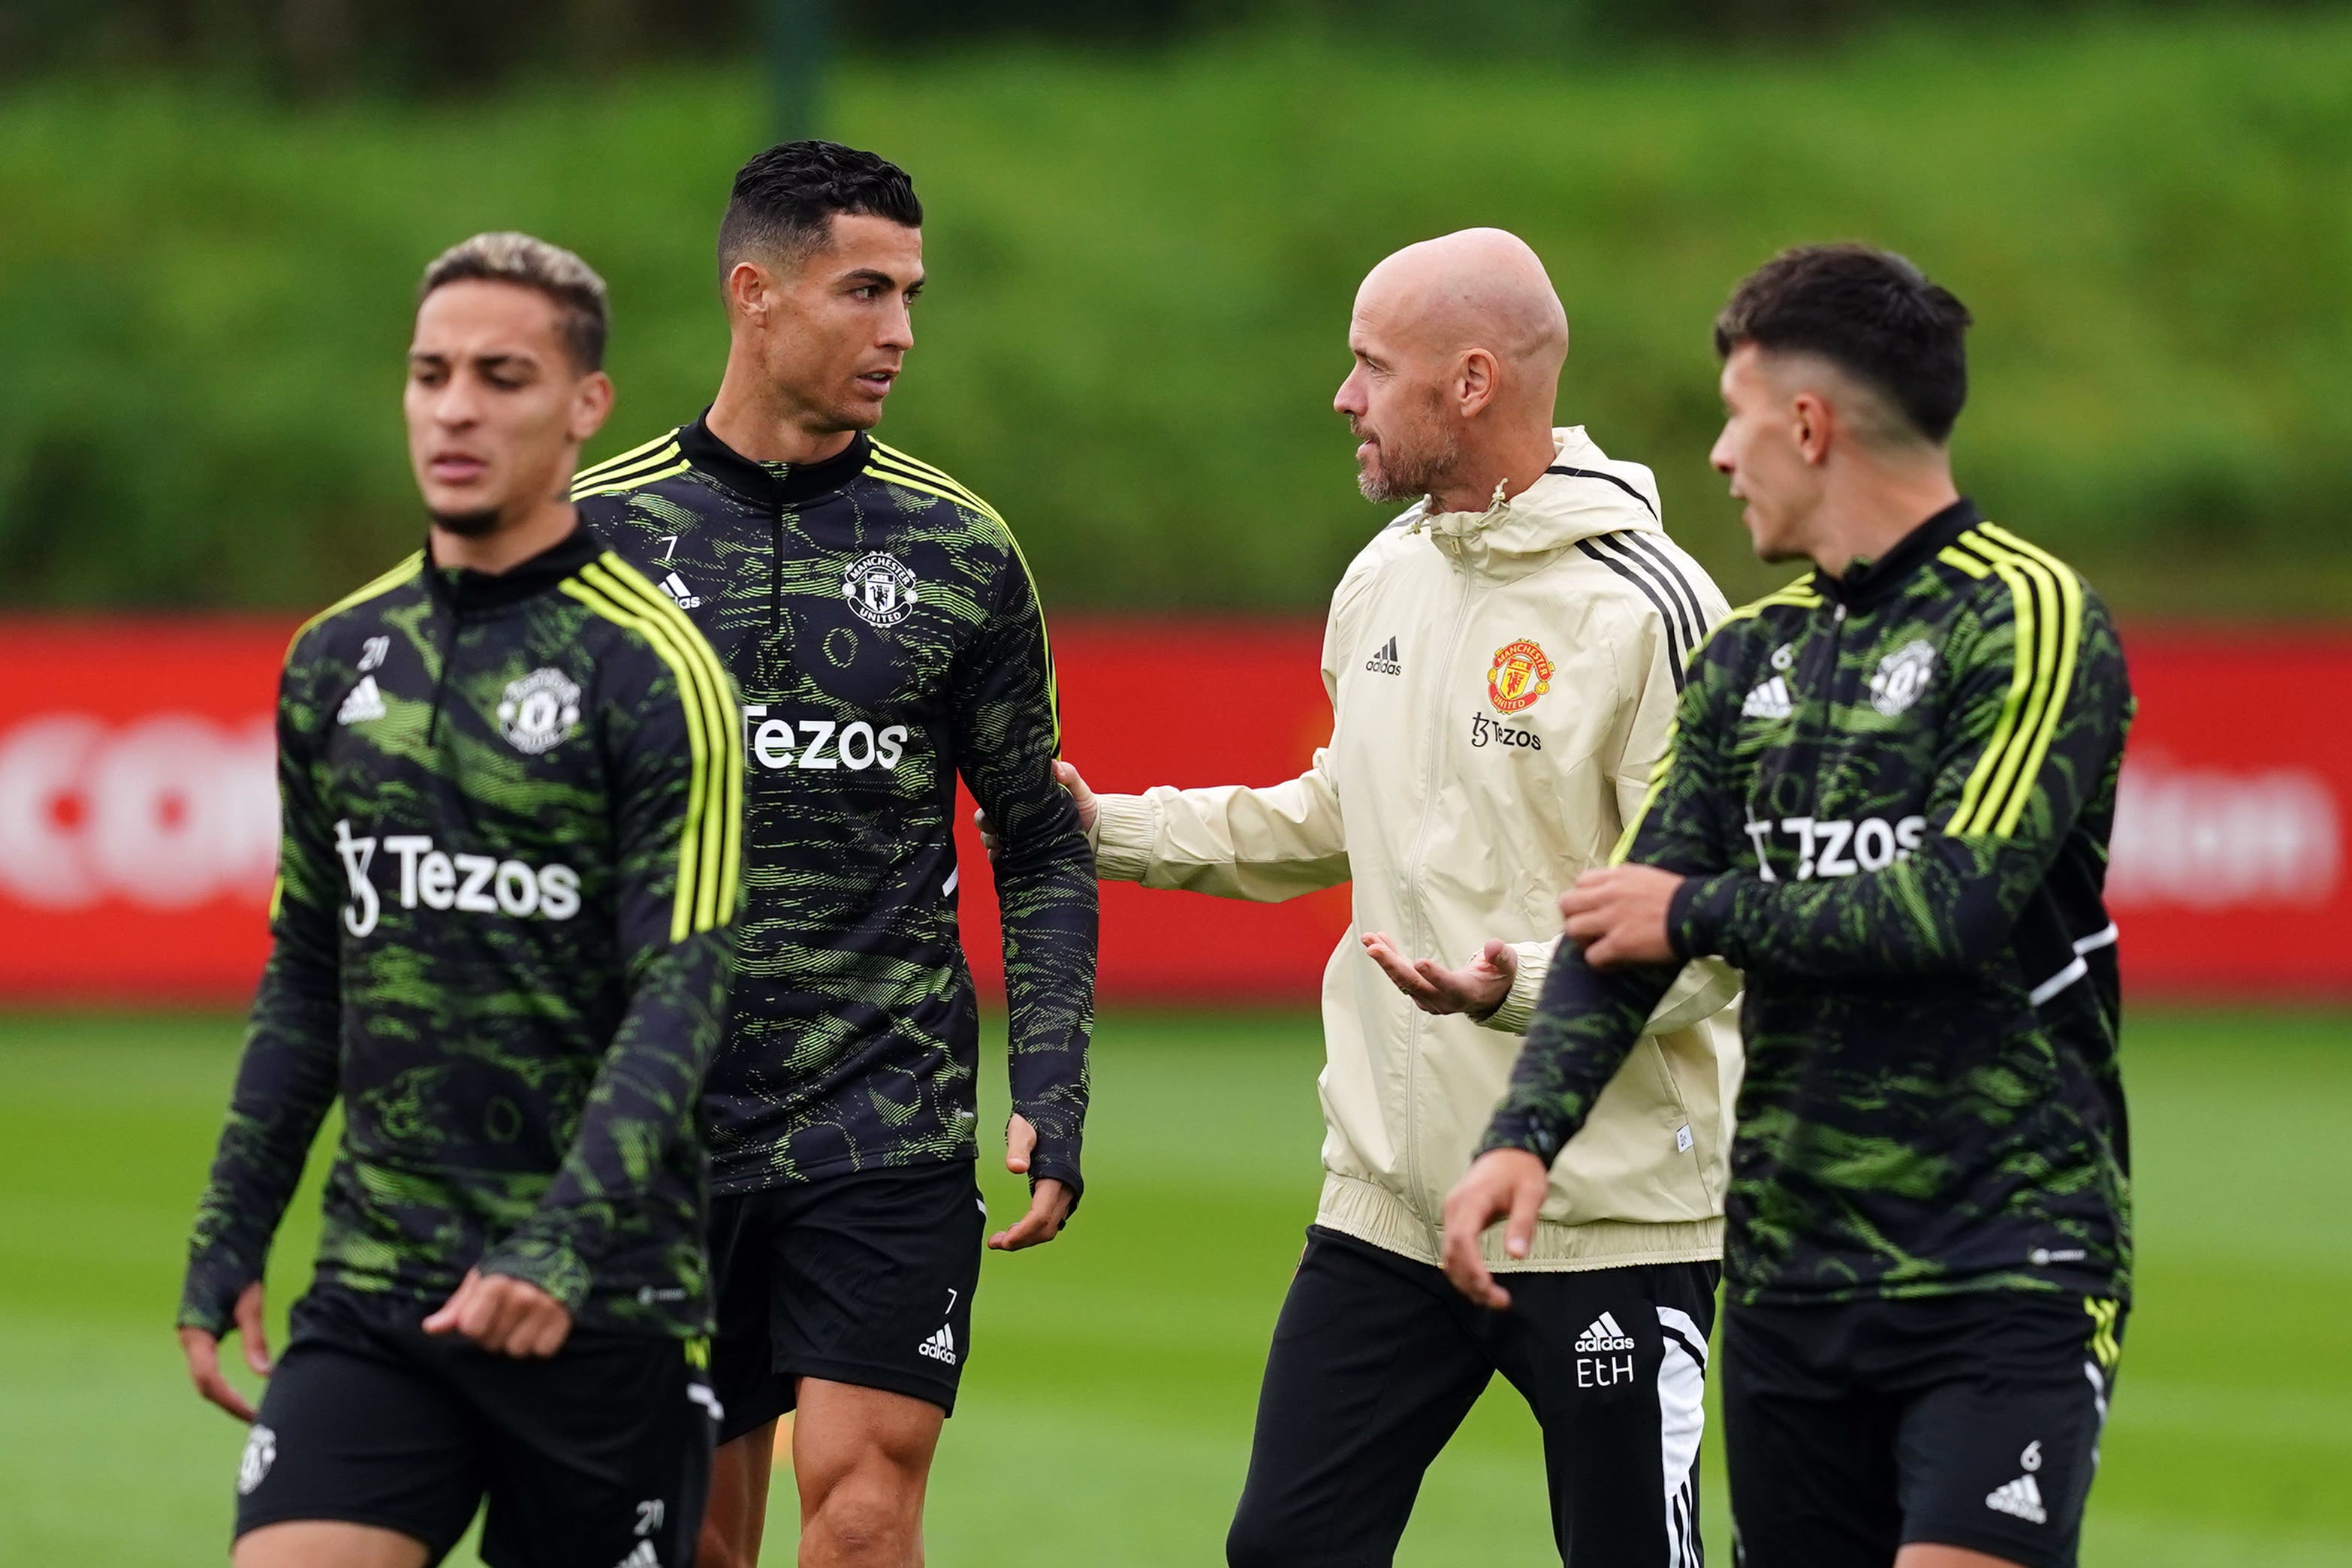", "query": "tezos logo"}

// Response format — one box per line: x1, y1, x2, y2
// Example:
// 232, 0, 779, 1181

1869, 639, 1938, 717
497, 668, 582, 754
843, 552, 920, 629
1470, 713, 1542, 751
742, 707, 909, 773
1486, 639, 1554, 715
334, 819, 580, 936
1743, 814, 1928, 881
